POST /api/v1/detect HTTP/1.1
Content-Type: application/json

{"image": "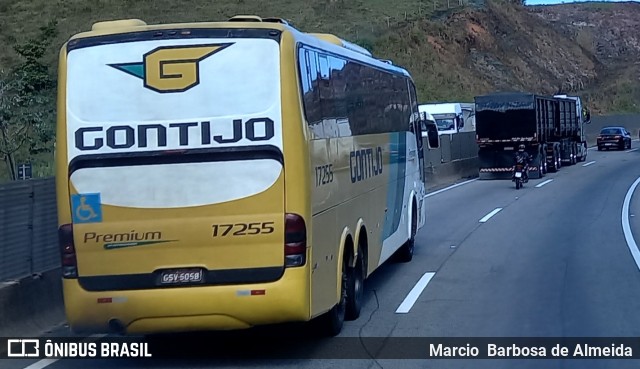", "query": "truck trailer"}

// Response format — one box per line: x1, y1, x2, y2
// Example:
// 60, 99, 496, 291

554, 93, 590, 163
475, 92, 588, 180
